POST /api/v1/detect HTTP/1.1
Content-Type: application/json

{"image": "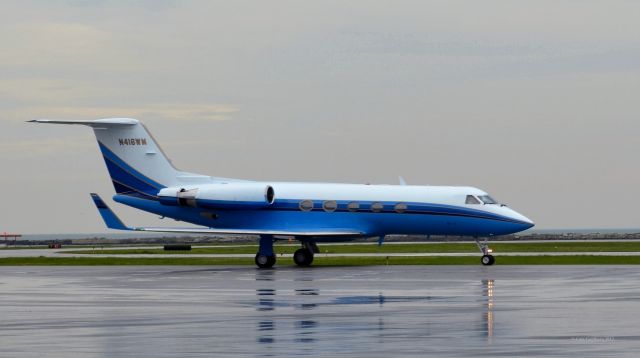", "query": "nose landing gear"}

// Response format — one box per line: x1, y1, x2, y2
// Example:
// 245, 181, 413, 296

476, 238, 495, 266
